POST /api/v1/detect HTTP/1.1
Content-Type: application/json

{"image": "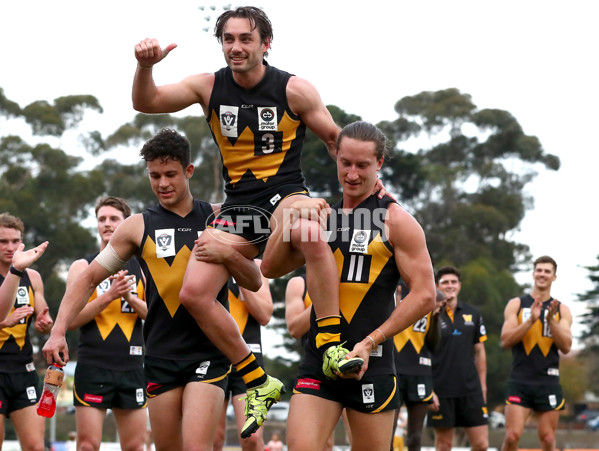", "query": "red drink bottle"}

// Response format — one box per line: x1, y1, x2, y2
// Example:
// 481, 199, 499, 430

37, 363, 64, 418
